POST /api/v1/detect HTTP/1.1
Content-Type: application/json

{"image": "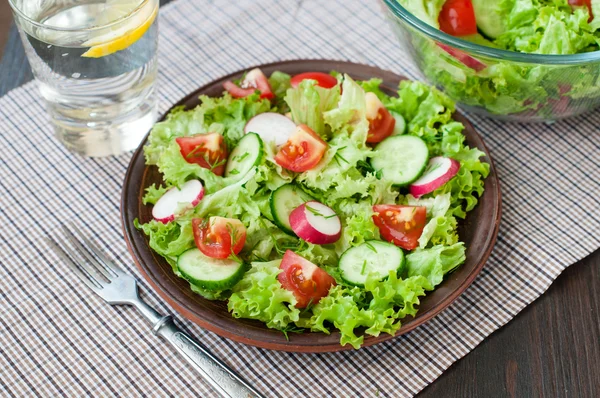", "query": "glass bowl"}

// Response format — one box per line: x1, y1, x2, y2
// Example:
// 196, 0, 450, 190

381, 0, 600, 122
